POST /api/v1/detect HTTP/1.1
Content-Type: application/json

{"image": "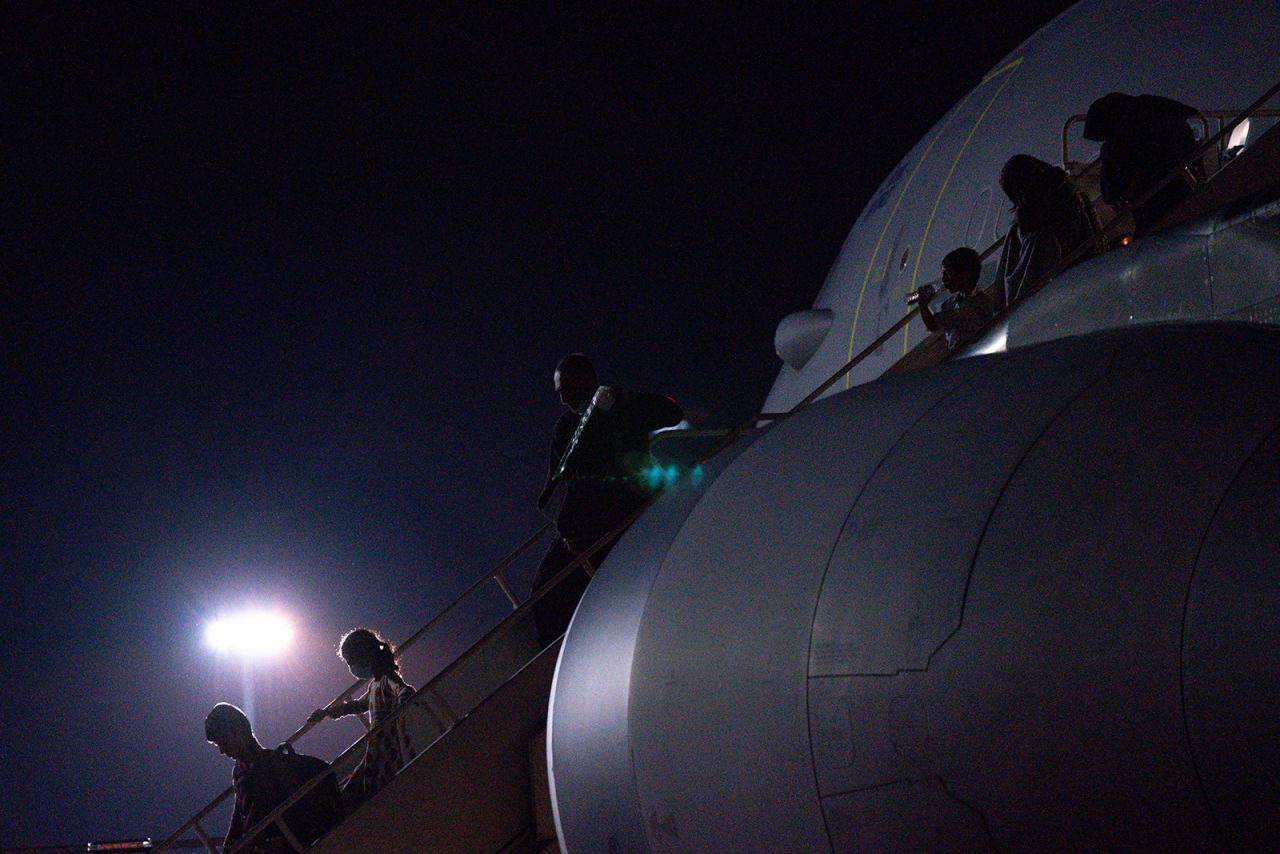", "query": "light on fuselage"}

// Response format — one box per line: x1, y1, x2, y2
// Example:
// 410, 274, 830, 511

205, 611, 294, 658
1228, 118, 1251, 151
